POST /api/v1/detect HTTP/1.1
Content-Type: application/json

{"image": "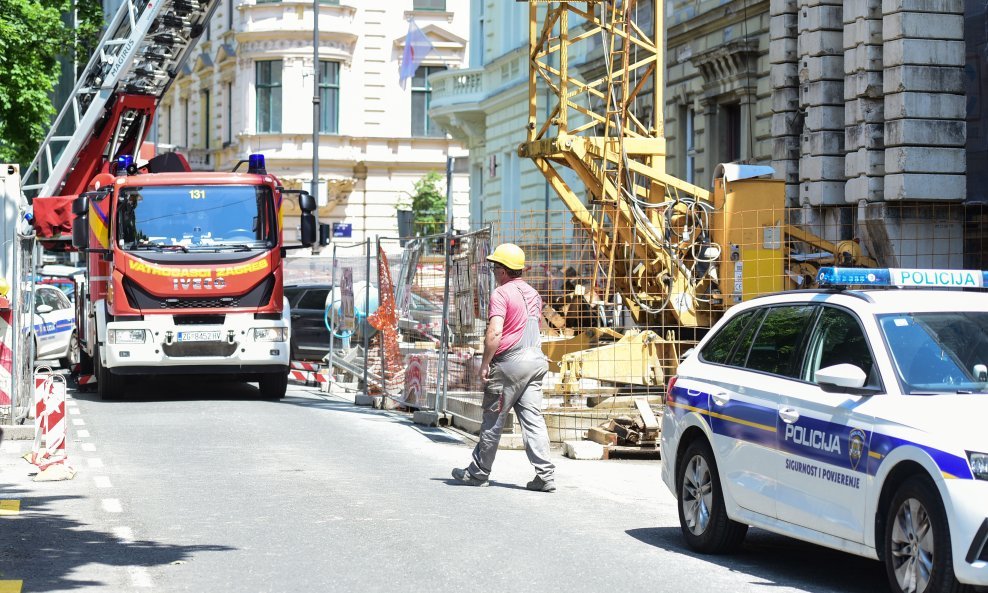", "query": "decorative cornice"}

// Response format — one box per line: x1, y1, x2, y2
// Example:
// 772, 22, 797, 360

689, 38, 759, 89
